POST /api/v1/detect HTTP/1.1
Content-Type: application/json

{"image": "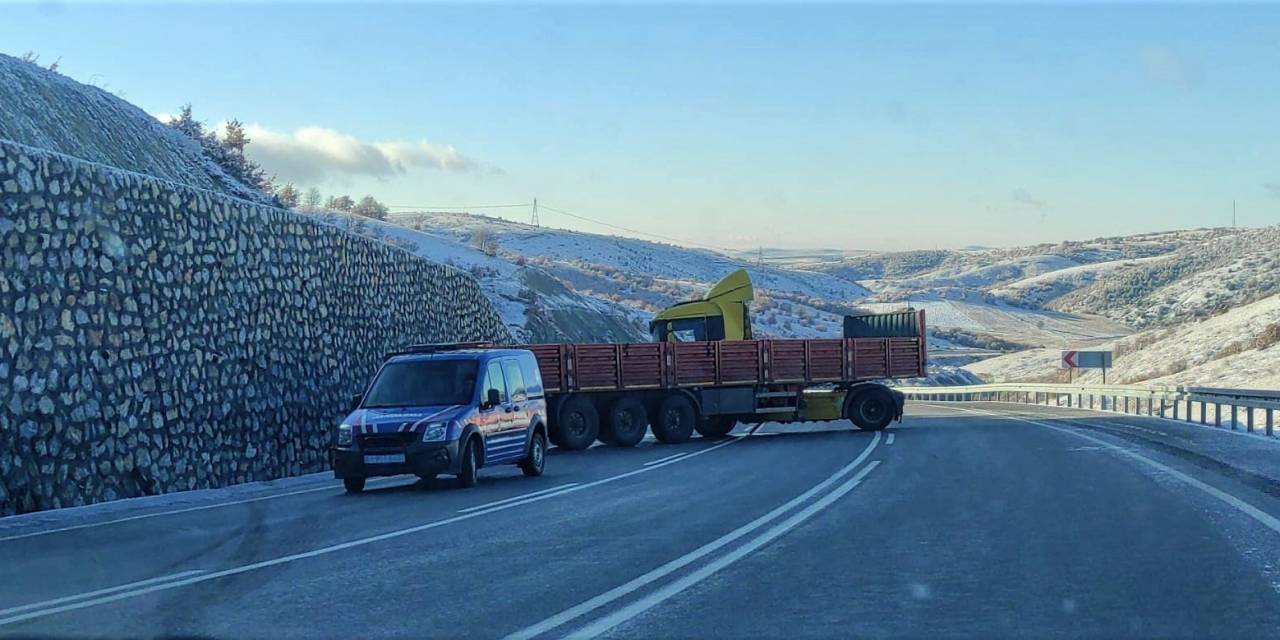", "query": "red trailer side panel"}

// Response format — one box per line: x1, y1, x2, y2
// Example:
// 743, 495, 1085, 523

520, 334, 924, 395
